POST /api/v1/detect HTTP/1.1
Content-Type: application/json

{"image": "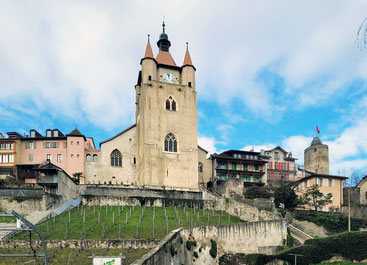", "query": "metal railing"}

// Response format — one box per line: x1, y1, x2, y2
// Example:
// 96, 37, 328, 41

0, 210, 48, 264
